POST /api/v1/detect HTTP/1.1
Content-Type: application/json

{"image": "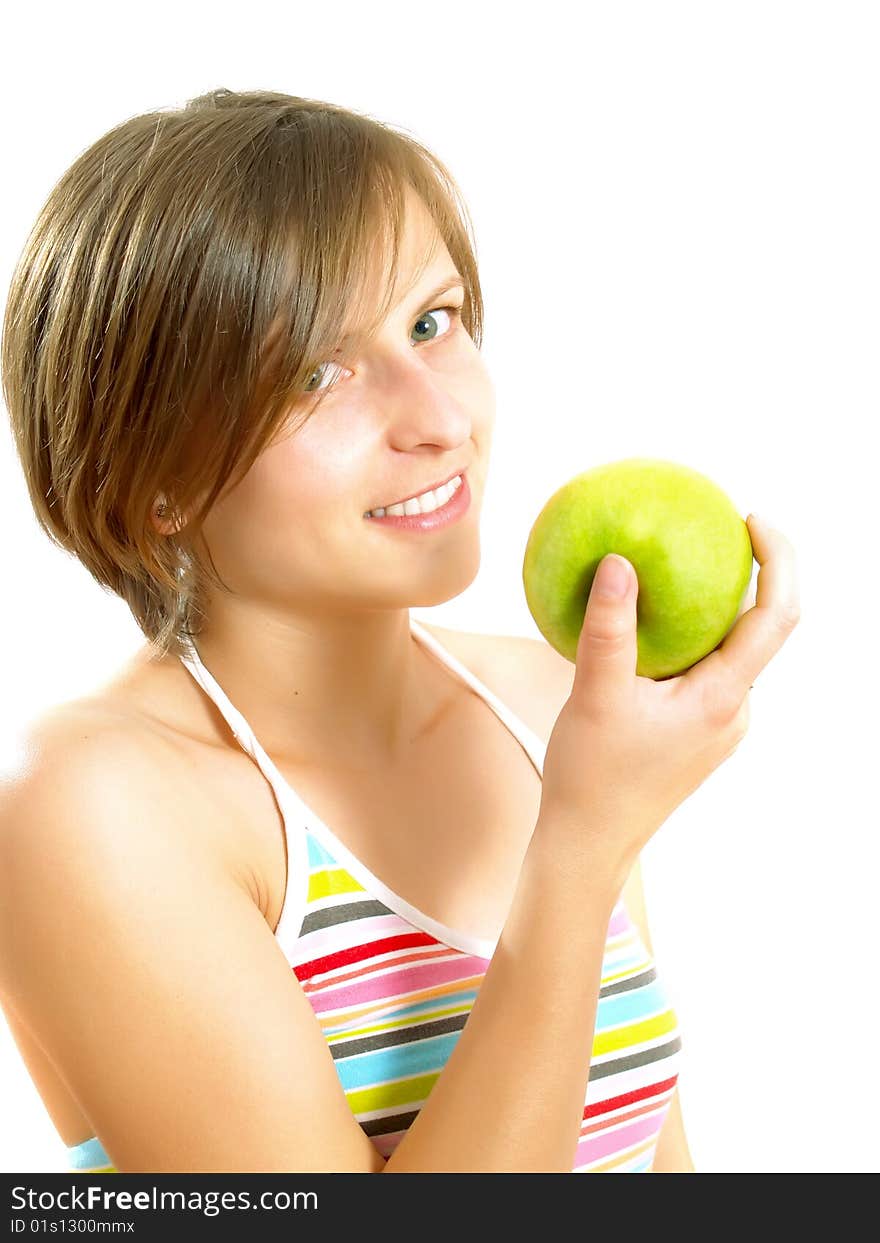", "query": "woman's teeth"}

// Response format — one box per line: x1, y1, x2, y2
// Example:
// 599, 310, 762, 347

365, 474, 463, 519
